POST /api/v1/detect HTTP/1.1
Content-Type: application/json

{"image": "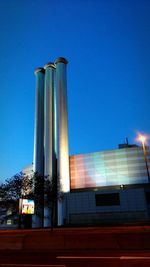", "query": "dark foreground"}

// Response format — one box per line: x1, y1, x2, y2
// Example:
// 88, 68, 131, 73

0, 226, 150, 267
